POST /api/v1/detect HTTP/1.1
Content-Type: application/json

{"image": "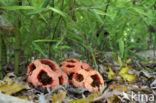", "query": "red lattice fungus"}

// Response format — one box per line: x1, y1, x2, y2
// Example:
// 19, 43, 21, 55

27, 59, 68, 89
84, 70, 104, 92
60, 59, 91, 76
